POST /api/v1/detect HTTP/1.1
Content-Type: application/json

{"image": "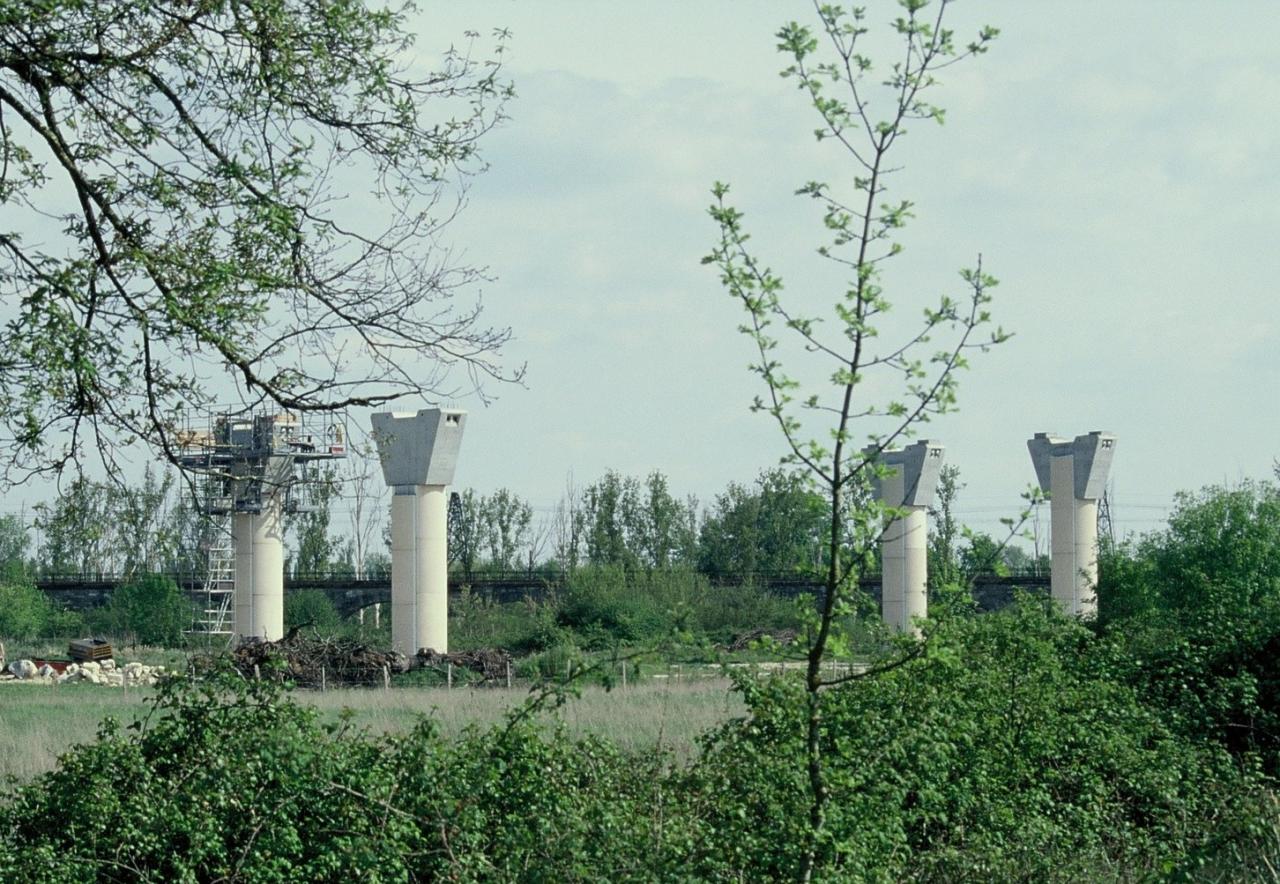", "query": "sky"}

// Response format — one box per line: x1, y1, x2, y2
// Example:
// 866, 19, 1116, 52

5, 1, 1279, 545
387, 1, 1279, 538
